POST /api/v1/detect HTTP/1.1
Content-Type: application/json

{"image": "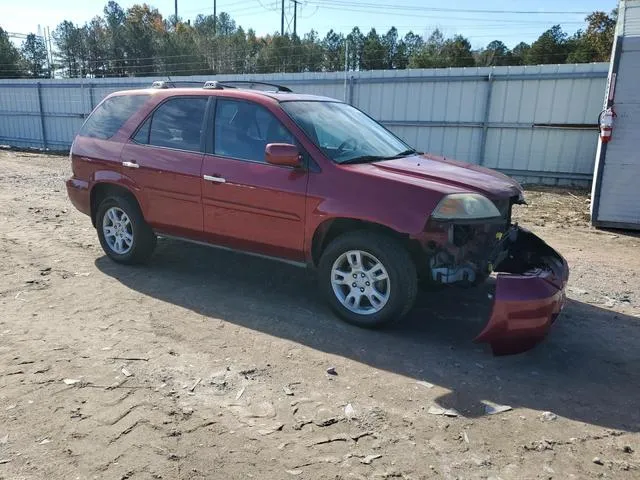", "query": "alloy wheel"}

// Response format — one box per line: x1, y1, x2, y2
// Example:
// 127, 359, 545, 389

330, 249, 391, 315
102, 206, 134, 255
